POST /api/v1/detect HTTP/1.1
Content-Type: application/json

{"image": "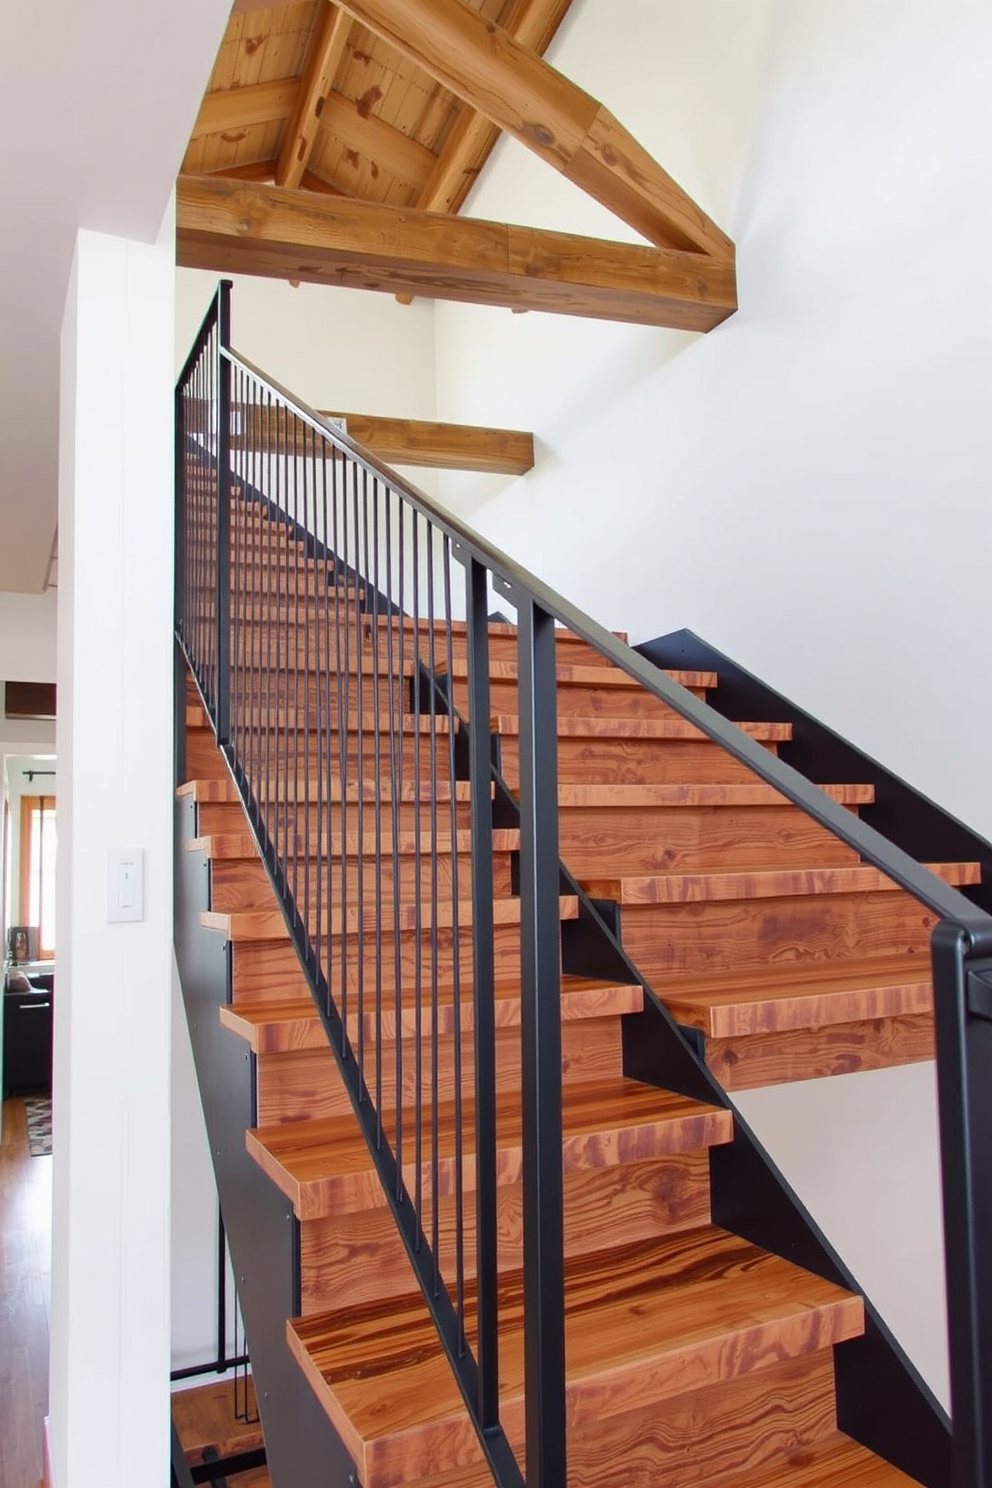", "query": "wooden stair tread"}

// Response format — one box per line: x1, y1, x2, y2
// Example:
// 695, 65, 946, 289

189, 828, 521, 859
247, 1082, 733, 1217
221, 976, 644, 1050
494, 713, 793, 742
441, 659, 716, 688
582, 860, 980, 904
201, 896, 581, 941
187, 704, 453, 734
170, 1377, 263, 1465
178, 776, 482, 804
660, 954, 934, 1036
363, 616, 630, 644
713, 1432, 924, 1488
556, 782, 874, 807
287, 1226, 862, 1478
